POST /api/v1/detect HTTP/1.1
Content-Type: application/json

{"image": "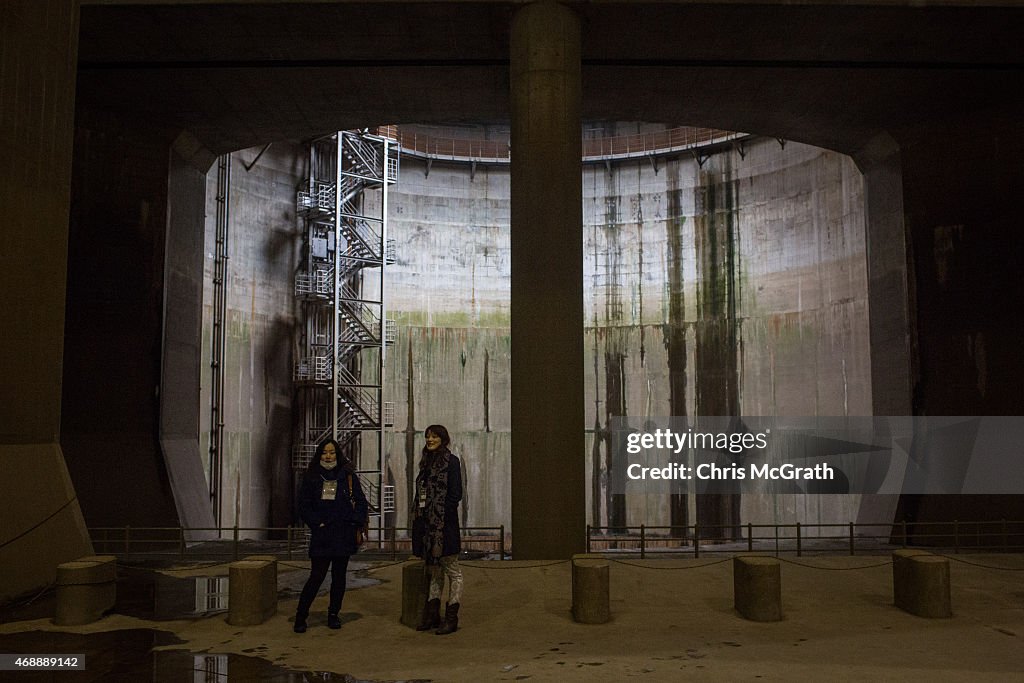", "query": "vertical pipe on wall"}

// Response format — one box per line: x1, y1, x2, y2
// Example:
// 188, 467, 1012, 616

378, 137, 391, 539
333, 134, 343, 442
210, 153, 231, 530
